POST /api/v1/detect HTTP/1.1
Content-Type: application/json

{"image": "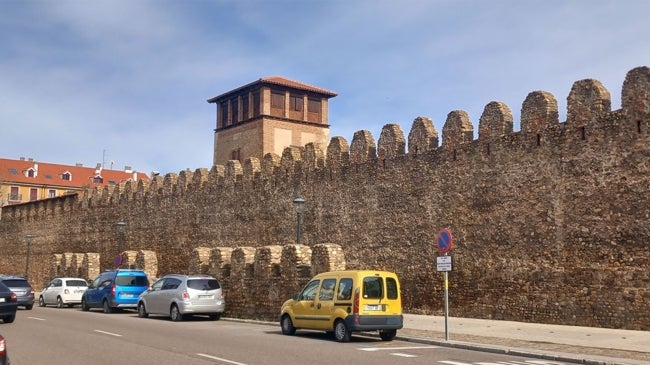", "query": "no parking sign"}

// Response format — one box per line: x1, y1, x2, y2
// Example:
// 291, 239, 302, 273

436, 228, 453, 254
